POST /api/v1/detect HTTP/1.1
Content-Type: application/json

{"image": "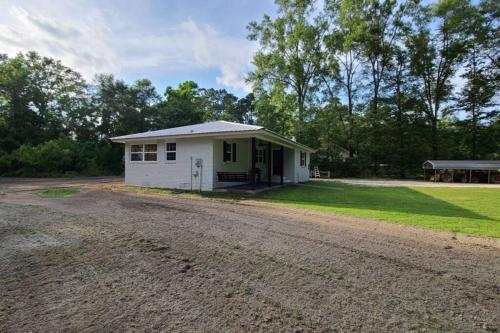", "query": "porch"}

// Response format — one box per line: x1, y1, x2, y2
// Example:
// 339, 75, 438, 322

213, 136, 294, 190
